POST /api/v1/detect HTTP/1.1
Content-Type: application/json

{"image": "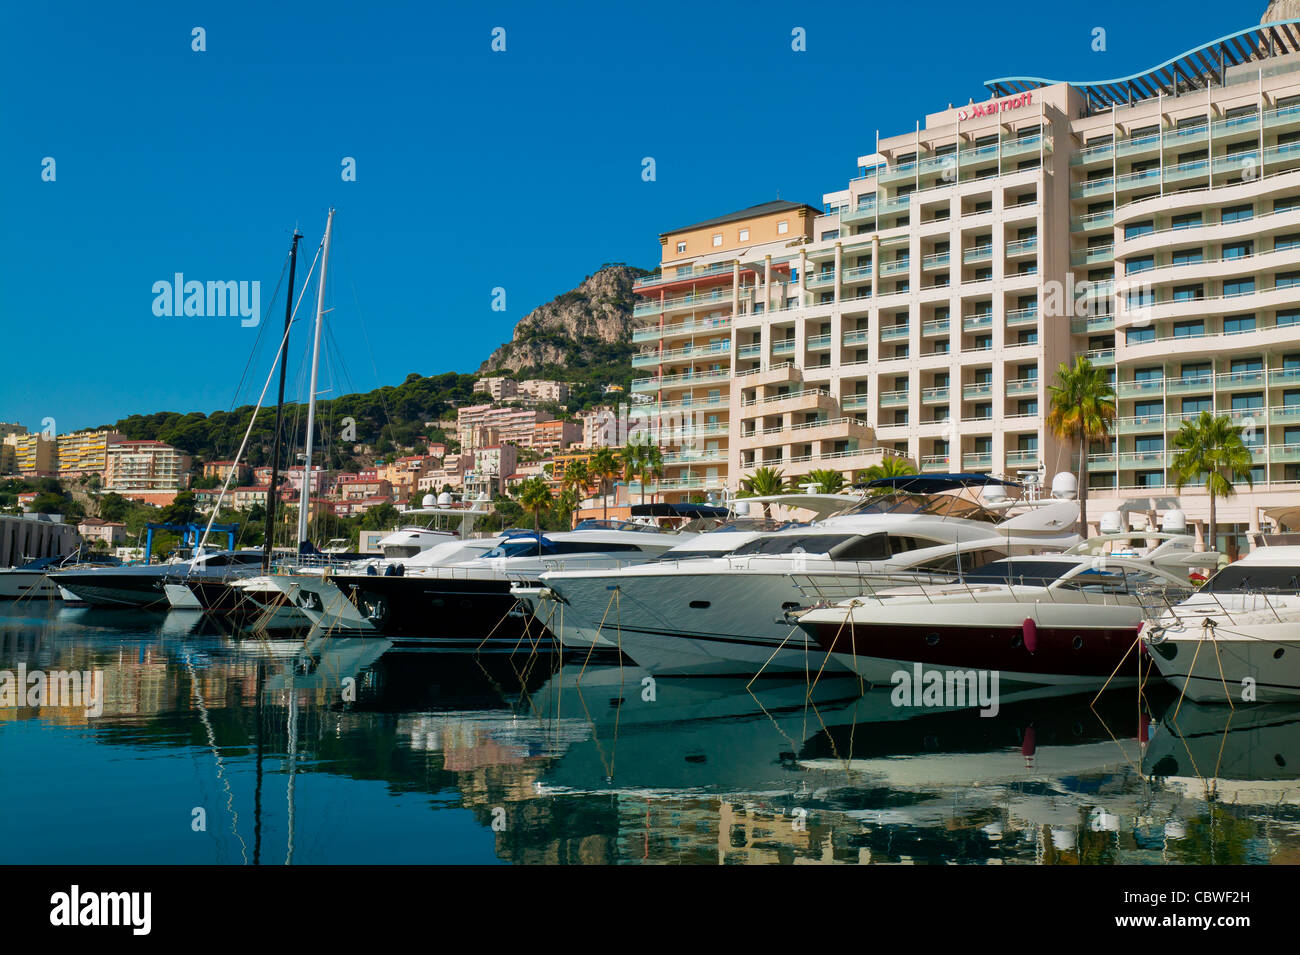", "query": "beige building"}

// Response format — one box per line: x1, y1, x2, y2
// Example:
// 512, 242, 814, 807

104, 440, 191, 494
457, 404, 555, 451
474, 377, 571, 405
77, 518, 127, 546
634, 17, 1300, 548
4, 433, 57, 476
